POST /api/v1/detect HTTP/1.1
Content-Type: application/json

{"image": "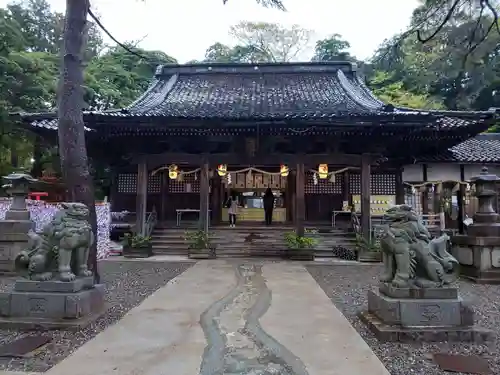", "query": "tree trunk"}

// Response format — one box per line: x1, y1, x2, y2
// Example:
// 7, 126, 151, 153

58, 0, 99, 283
